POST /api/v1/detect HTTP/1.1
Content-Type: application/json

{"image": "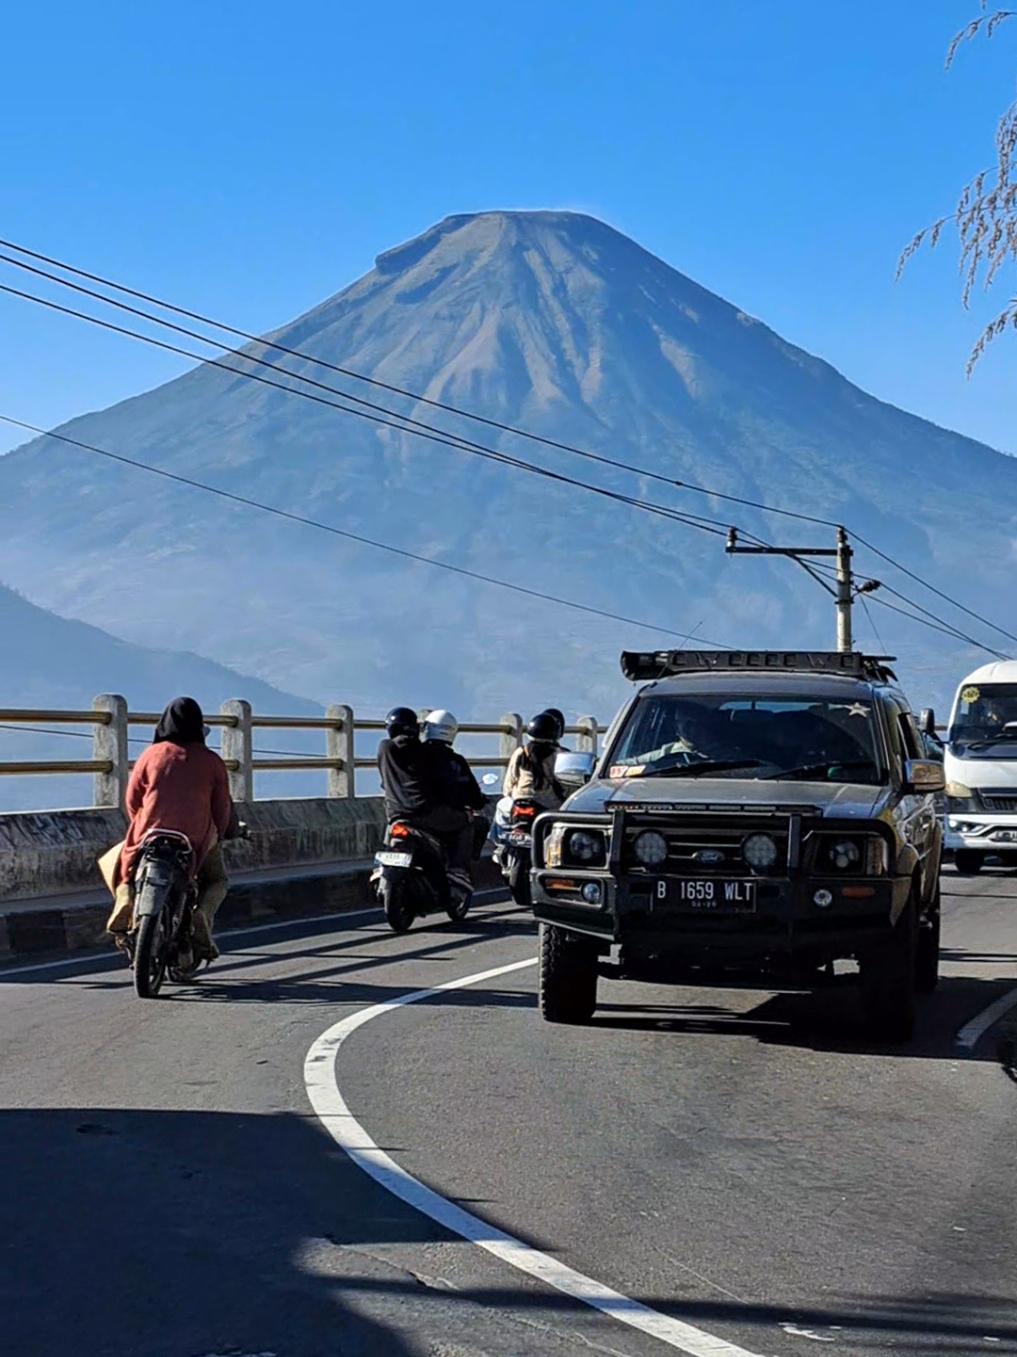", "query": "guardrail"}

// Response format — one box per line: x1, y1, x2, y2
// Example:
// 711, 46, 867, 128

0, 696, 604, 808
